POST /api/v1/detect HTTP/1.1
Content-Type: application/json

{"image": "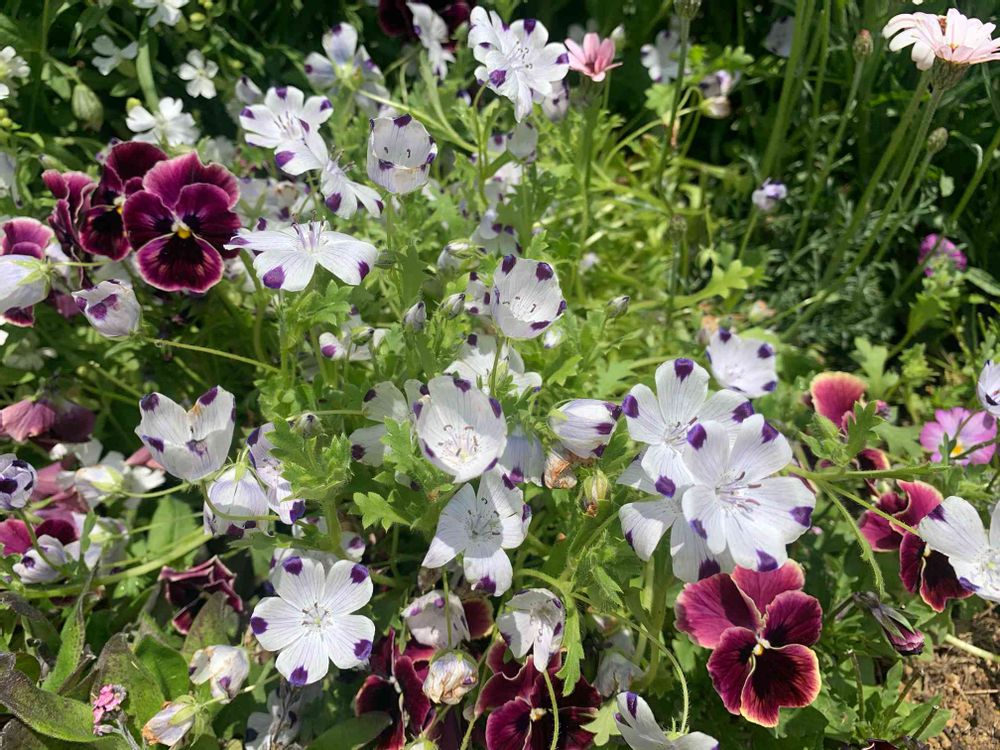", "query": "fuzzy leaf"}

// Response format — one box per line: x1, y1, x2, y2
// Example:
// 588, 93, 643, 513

94, 634, 166, 726
182, 592, 237, 660
307, 712, 393, 749
0, 653, 98, 742
136, 636, 190, 701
